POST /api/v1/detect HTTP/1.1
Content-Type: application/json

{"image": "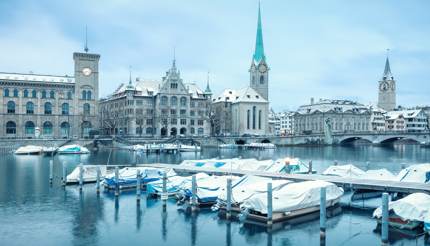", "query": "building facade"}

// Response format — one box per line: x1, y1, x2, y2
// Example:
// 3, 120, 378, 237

293, 99, 371, 135
99, 60, 212, 137
0, 51, 100, 139
212, 3, 270, 136
378, 55, 396, 111
385, 109, 428, 132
